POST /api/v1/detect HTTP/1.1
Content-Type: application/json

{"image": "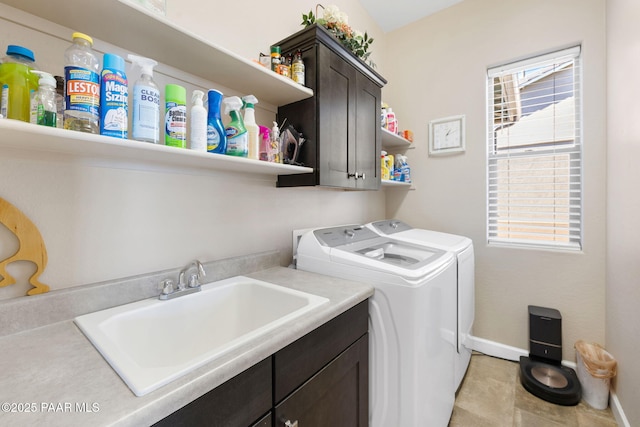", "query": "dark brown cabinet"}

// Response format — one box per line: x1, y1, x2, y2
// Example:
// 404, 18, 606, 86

152, 358, 272, 427
275, 25, 386, 190
152, 301, 369, 427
